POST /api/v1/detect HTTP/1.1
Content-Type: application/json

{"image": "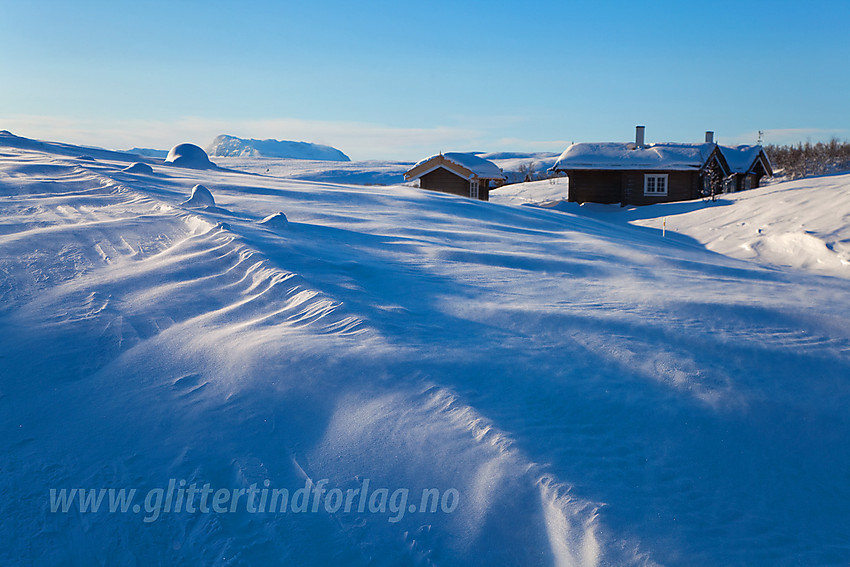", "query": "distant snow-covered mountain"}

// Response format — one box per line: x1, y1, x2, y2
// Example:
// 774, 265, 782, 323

205, 134, 350, 161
